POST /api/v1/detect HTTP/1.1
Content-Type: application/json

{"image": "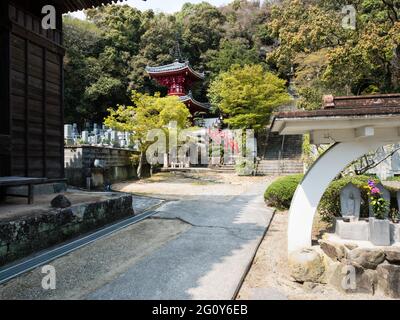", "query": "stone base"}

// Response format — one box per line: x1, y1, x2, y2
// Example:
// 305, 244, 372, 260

335, 219, 369, 241
369, 218, 391, 246
0, 192, 134, 266
335, 218, 400, 245
391, 223, 400, 243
